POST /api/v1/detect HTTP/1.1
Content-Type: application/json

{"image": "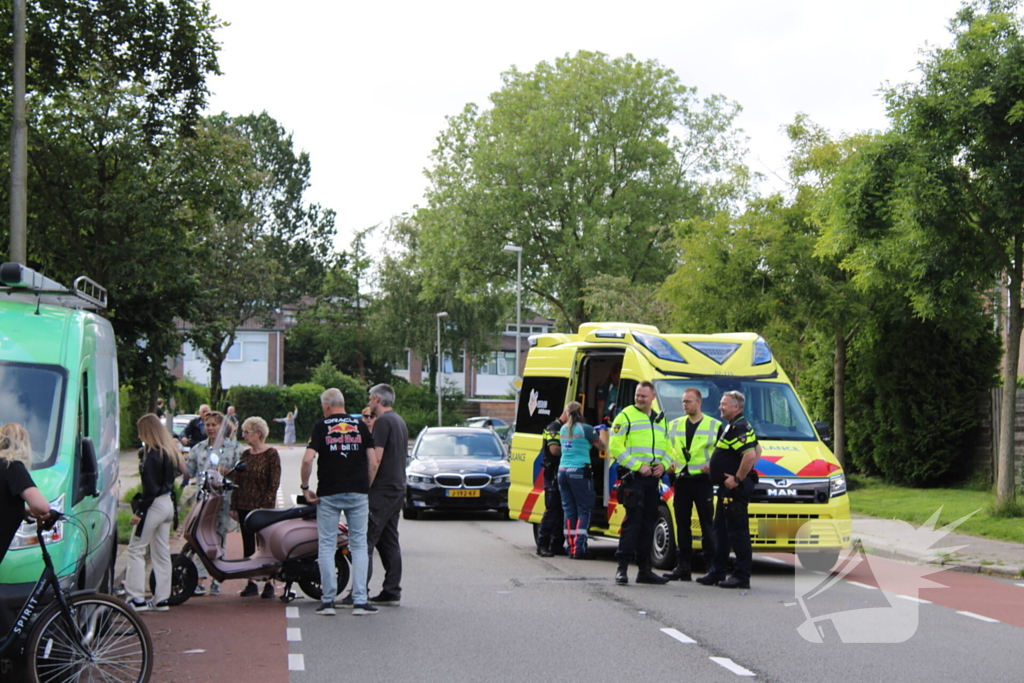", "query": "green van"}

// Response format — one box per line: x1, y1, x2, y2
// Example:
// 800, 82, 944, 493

0, 263, 120, 633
